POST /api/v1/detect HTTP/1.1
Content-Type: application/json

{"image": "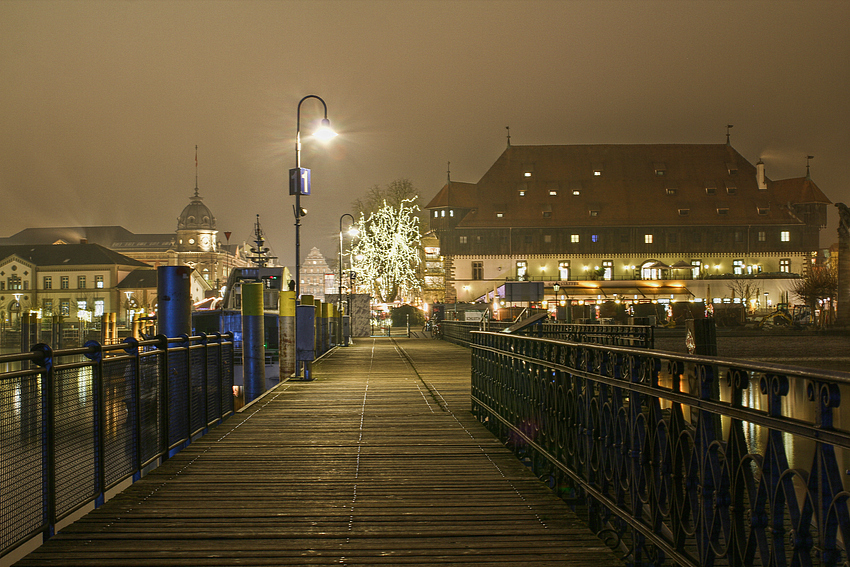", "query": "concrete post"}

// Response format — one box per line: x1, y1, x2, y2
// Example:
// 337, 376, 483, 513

241, 282, 265, 404
157, 266, 192, 337
280, 290, 296, 380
